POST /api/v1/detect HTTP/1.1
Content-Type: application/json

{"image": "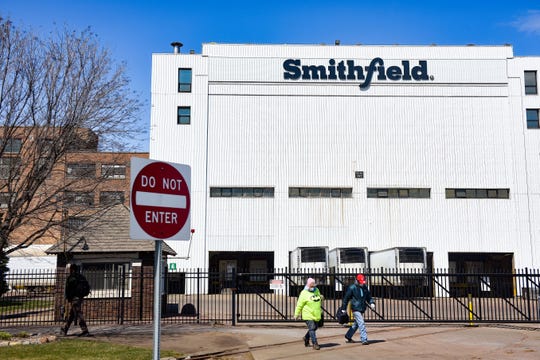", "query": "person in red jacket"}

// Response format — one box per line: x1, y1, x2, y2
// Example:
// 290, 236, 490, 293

342, 274, 375, 345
